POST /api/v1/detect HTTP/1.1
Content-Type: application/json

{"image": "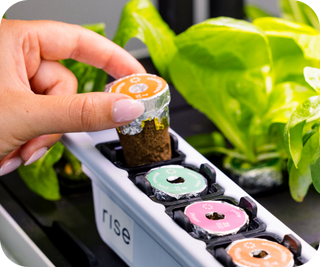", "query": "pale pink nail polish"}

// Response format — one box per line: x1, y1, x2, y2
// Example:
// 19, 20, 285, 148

0, 157, 23, 176
24, 147, 48, 166
112, 99, 145, 123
